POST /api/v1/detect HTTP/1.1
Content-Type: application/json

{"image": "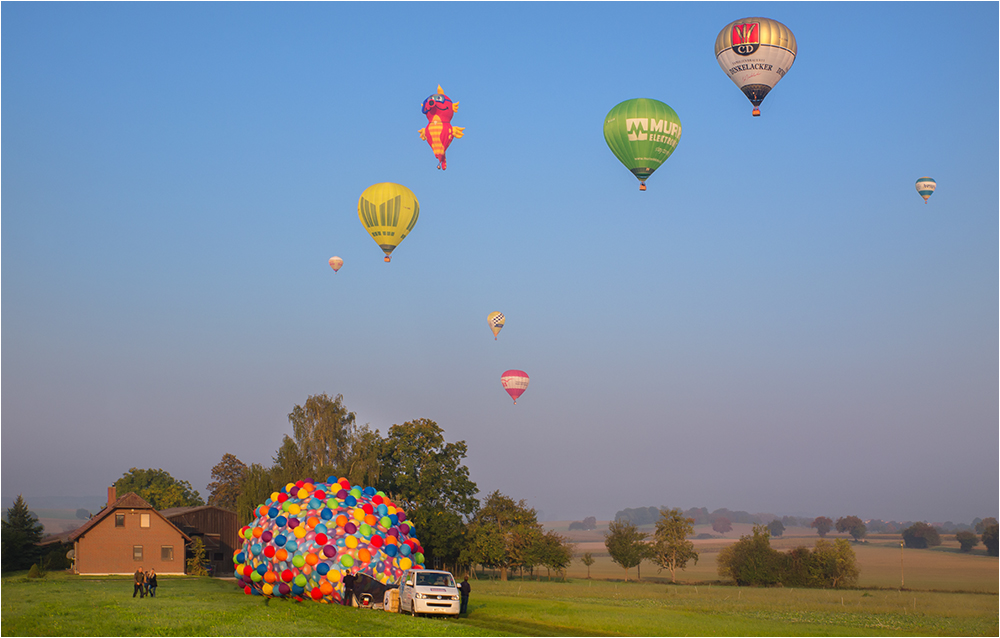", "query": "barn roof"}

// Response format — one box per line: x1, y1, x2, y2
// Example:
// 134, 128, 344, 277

67, 492, 192, 543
